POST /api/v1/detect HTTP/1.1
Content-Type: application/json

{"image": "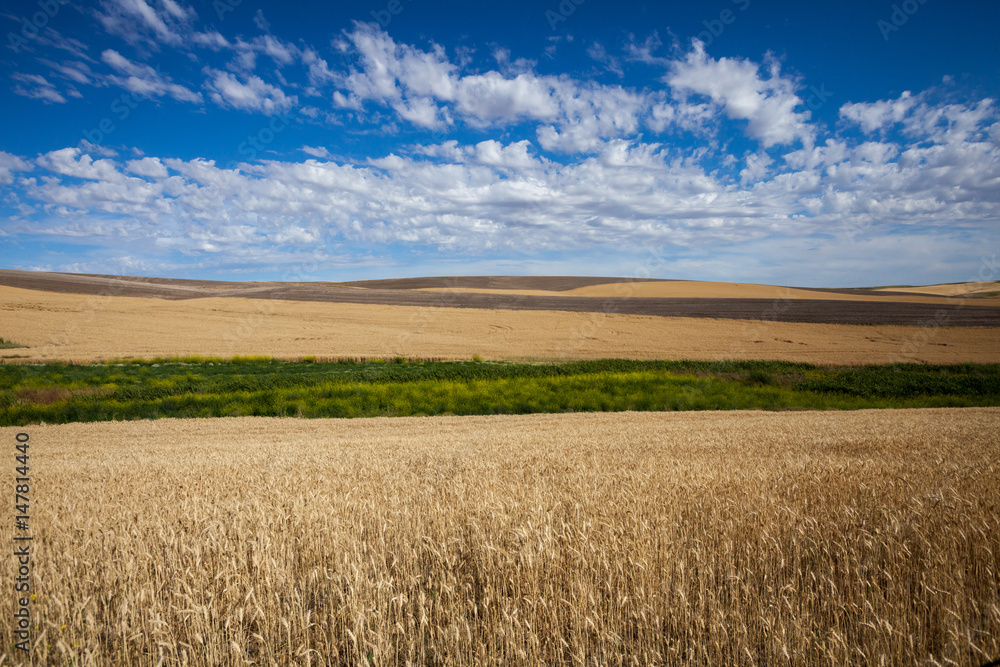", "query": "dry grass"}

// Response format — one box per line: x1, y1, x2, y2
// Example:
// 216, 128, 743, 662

13, 387, 113, 406
2, 408, 998, 665
3, 285, 1000, 365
